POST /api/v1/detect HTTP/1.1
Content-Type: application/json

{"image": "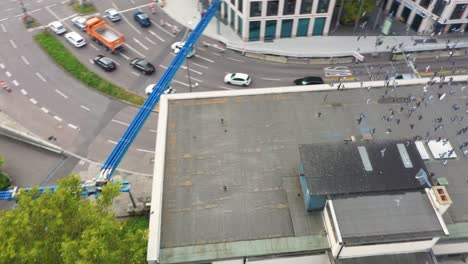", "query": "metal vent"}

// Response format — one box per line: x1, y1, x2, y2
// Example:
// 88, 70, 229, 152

358, 146, 373, 171
397, 143, 413, 168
